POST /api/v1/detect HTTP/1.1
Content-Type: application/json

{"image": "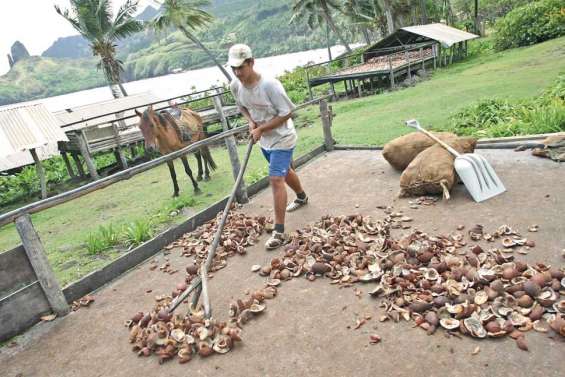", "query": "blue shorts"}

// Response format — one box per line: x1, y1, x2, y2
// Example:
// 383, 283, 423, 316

261, 148, 294, 177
